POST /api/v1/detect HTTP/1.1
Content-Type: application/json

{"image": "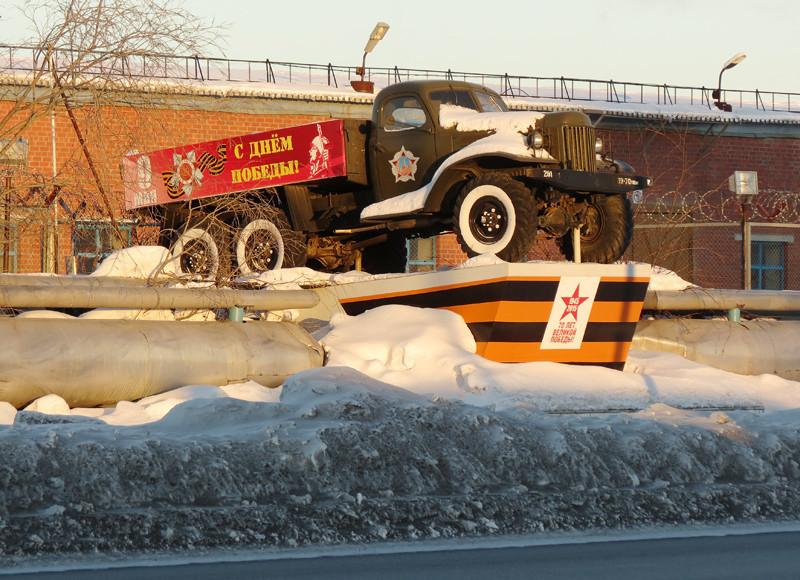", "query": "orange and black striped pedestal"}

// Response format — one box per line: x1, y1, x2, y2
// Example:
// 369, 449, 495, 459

310, 262, 651, 370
